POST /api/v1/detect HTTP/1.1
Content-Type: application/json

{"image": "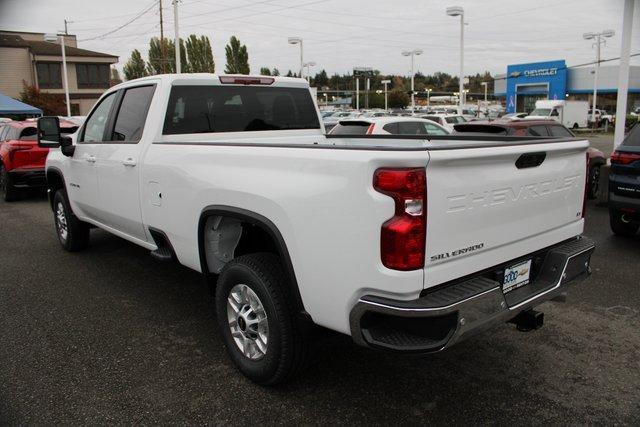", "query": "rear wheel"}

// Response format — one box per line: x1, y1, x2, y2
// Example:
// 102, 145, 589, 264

53, 190, 90, 251
587, 165, 601, 199
215, 253, 309, 385
0, 163, 19, 202
609, 208, 639, 237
